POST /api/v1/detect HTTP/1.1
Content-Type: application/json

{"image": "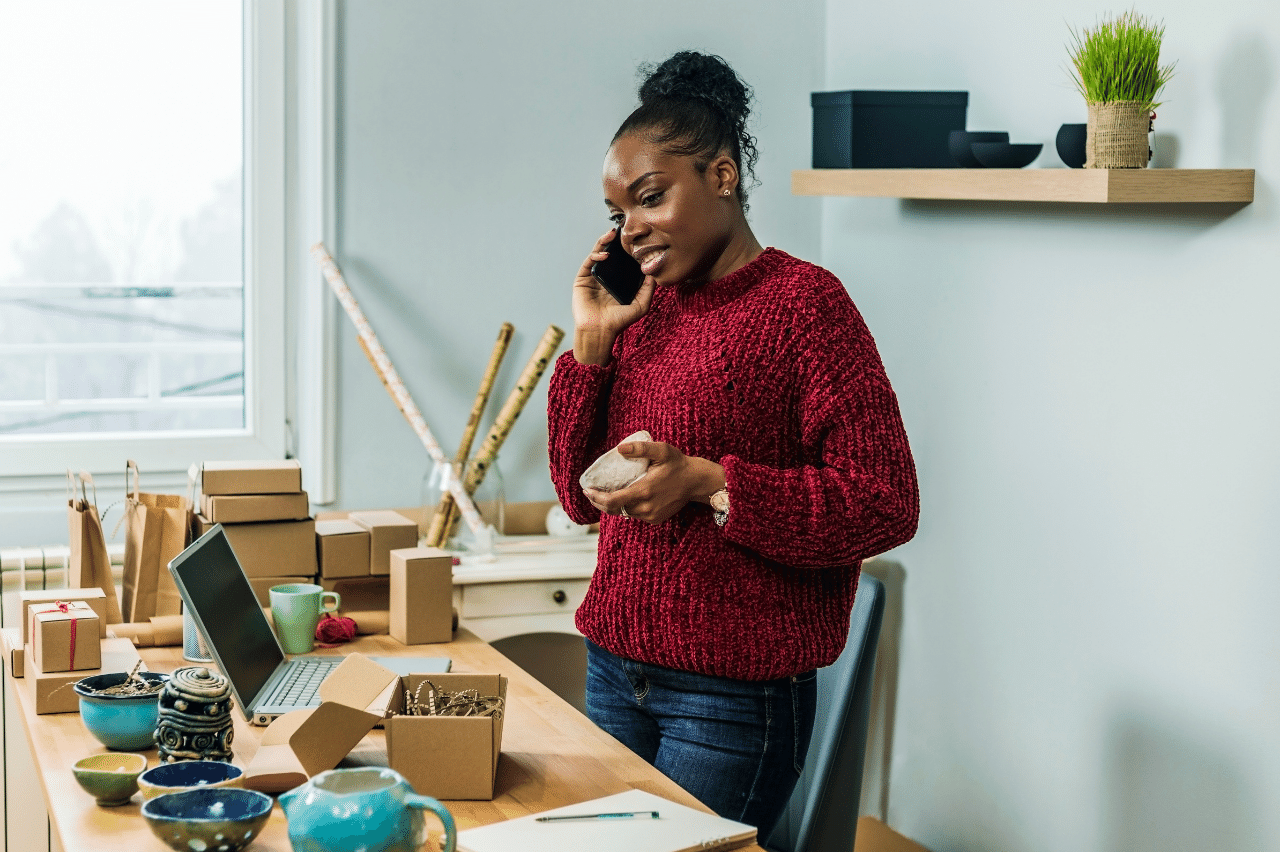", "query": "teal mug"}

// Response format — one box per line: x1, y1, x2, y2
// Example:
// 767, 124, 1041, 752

269, 583, 340, 655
